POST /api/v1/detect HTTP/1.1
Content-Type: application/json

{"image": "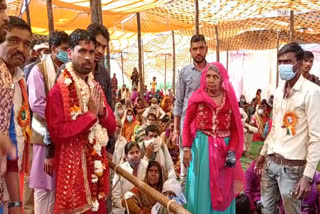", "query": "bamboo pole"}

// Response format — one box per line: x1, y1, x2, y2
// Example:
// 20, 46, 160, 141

46, 0, 54, 35
106, 40, 111, 76
142, 39, 145, 87
121, 52, 124, 85
289, 10, 294, 42
109, 161, 191, 214
90, 0, 102, 24
137, 12, 143, 97
276, 30, 280, 87
24, 0, 31, 26
172, 31, 176, 94
226, 48, 229, 72
194, 0, 199, 35
164, 54, 167, 92
215, 25, 220, 62
90, 0, 110, 75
